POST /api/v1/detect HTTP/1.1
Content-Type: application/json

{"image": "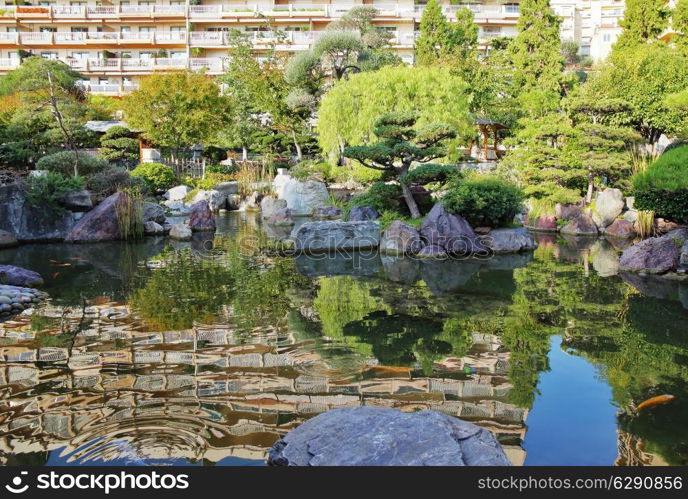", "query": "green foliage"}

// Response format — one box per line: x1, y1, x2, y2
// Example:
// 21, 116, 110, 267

98, 126, 139, 166
23, 171, 85, 213
415, 0, 452, 66
123, 71, 230, 153
115, 186, 144, 241
400, 164, 460, 186
587, 43, 688, 145
632, 146, 688, 223
318, 65, 470, 162
130, 162, 176, 192
348, 182, 404, 214
676, 0, 688, 52
85, 167, 142, 200
442, 175, 523, 228
510, 0, 566, 115
616, 0, 670, 49
205, 163, 238, 175
36, 151, 108, 176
